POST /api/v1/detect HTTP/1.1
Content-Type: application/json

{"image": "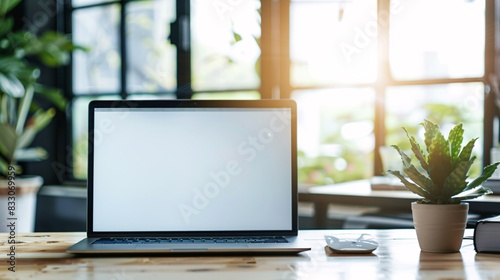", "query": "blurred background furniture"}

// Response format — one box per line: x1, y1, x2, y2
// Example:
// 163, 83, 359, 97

299, 180, 500, 229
